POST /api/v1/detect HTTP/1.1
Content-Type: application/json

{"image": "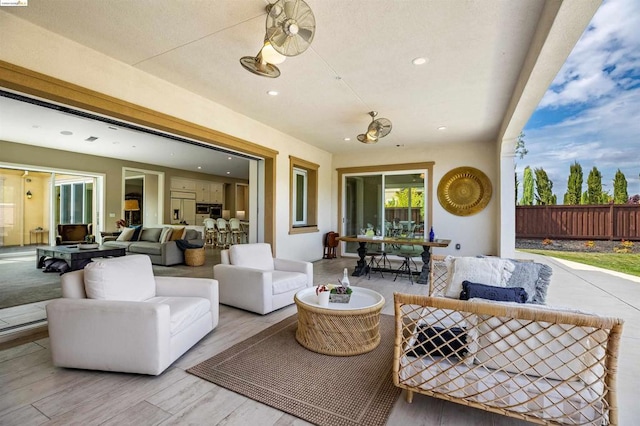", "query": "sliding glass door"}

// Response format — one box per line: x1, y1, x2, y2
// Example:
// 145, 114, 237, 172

342, 170, 427, 256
